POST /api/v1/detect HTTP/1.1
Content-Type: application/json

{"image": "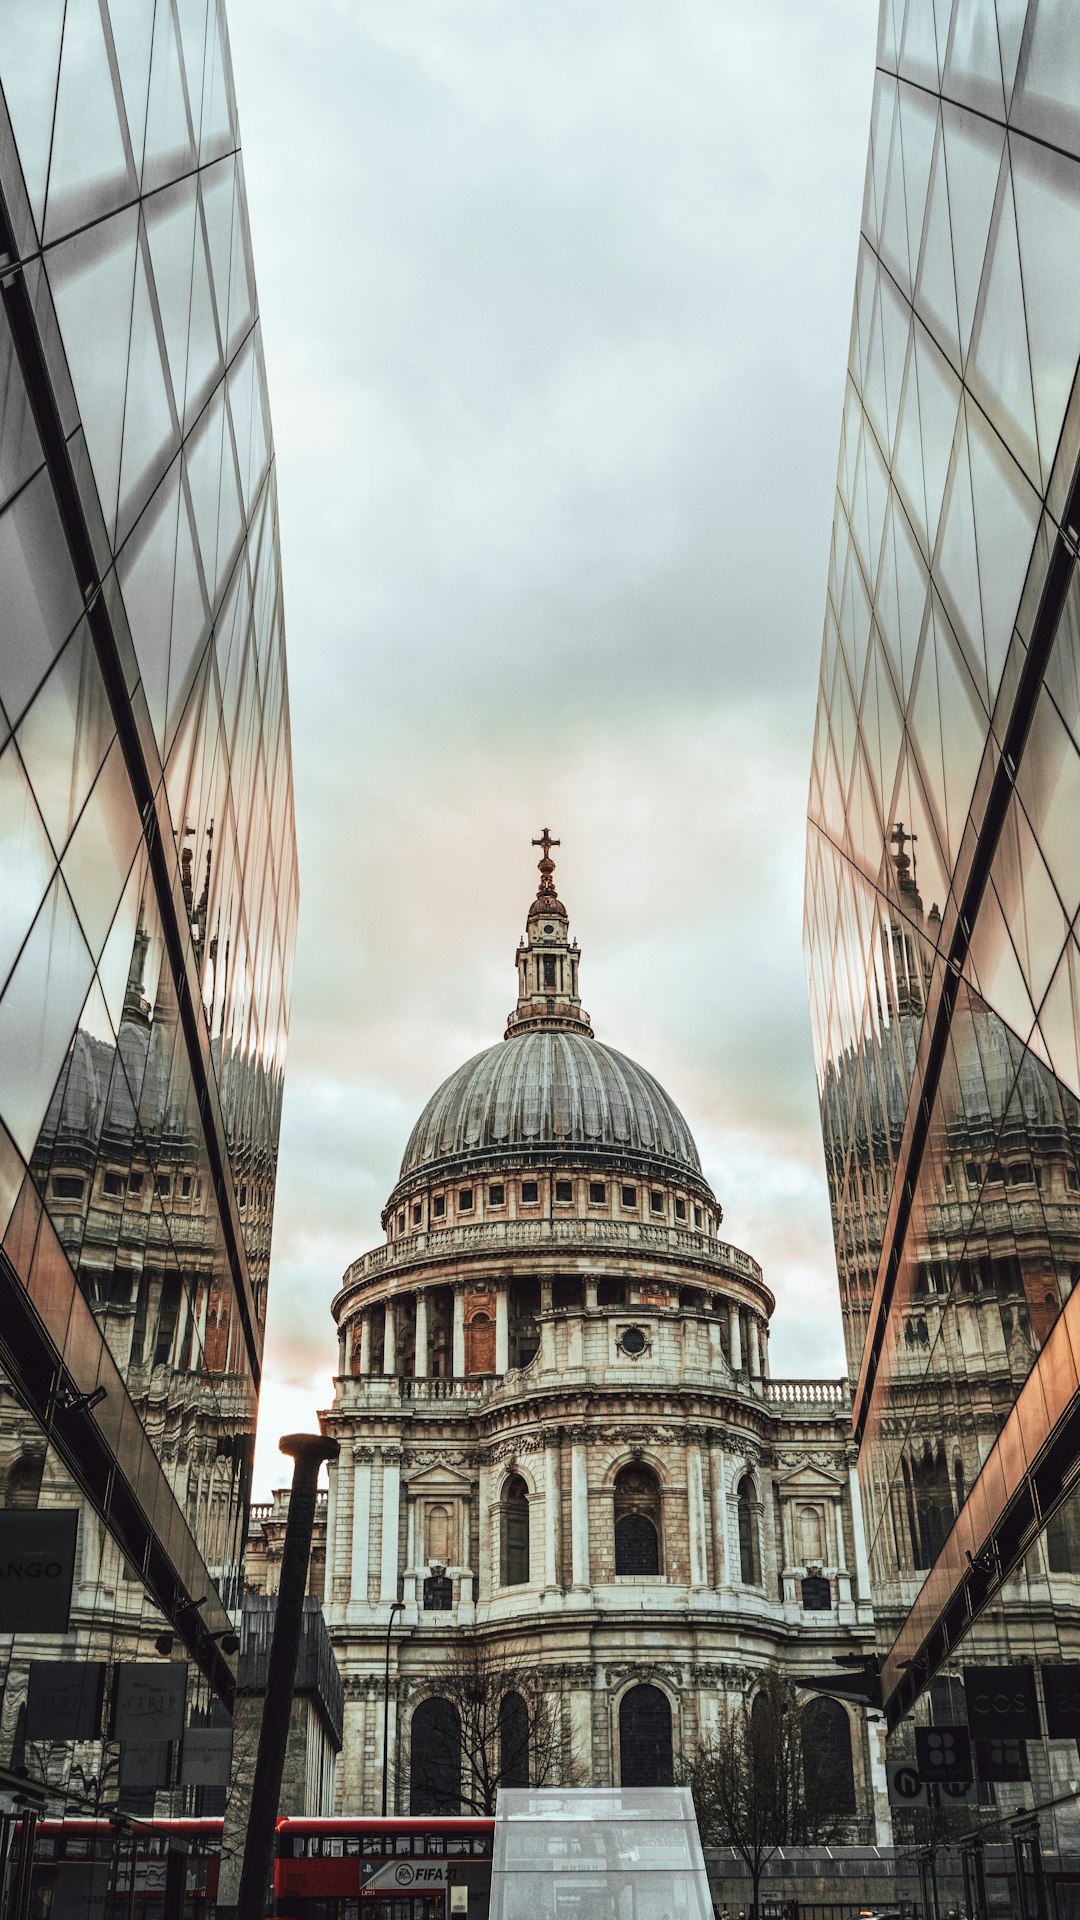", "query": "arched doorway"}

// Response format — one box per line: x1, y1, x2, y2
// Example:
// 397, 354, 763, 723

619, 1684, 673, 1786
800, 1696, 855, 1815
409, 1697, 461, 1813
499, 1690, 530, 1787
